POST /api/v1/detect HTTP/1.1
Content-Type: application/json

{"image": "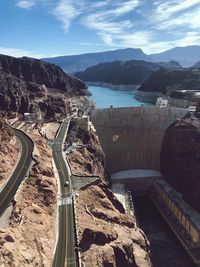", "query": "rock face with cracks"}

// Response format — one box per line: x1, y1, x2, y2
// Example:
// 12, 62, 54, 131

0, 116, 19, 186
77, 183, 152, 267
161, 114, 200, 212
67, 121, 107, 180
